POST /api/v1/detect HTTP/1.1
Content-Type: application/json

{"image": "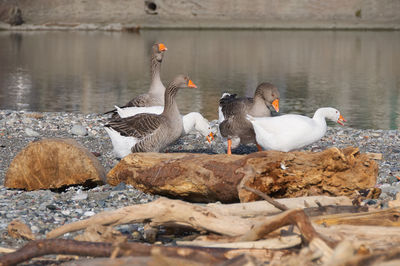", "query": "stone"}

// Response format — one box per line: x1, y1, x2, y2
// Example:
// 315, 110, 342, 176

5, 138, 106, 190
24, 128, 40, 137
71, 124, 88, 136
72, 192, 88, 201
